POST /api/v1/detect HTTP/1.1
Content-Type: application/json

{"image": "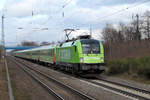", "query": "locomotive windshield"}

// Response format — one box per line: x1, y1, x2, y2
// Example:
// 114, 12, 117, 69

81, 39, 100, 54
